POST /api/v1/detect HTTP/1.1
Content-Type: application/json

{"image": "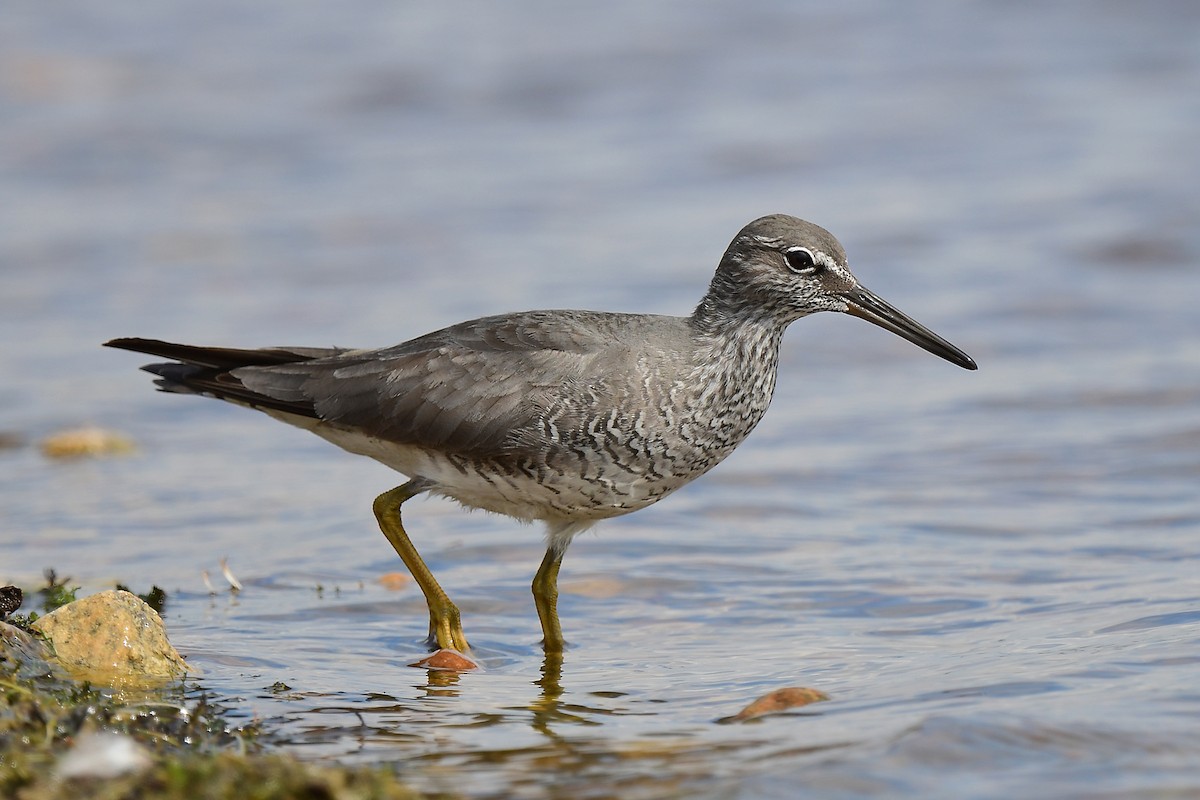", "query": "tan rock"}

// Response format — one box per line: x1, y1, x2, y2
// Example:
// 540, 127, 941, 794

40, 426, 135, 458
32, 590, 189, 685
